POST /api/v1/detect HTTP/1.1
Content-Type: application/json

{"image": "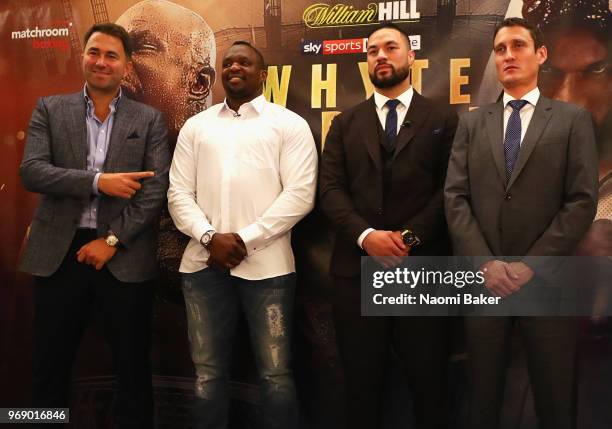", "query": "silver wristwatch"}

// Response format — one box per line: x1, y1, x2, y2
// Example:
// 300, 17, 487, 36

200, 230, 216, 248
